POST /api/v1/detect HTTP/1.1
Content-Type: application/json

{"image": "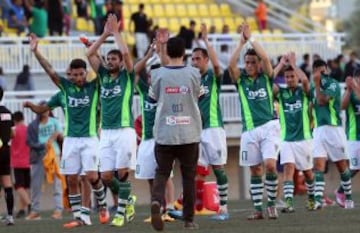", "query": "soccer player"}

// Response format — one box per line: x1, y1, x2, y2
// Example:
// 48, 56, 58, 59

273, 52, 315, 212
0, 87, 15, 226
228, 23, 279, 220
334, 70, 360, 207
311, 59, 353, 209
86, 14, 136, 227
28, 33, 109, 227
24, 91, 93, 216
191, 23, 229, 220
